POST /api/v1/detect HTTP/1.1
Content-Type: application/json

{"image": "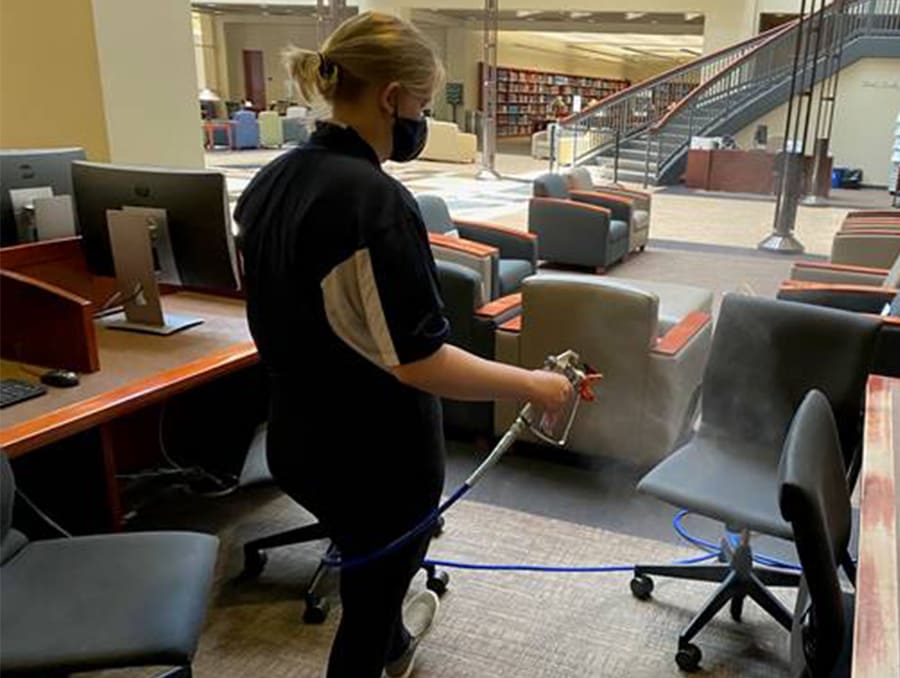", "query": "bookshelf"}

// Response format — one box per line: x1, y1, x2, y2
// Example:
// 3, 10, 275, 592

480, 63, 631, 138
